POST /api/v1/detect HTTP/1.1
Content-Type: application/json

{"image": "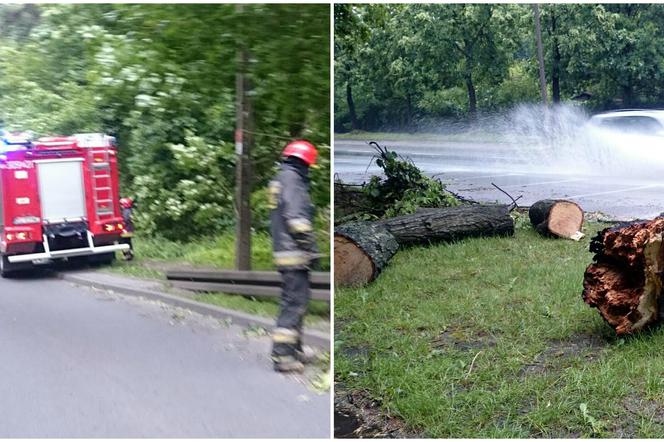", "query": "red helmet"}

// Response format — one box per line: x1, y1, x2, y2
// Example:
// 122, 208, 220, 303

120, 197, 133, 209
282, 140, 317, 166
